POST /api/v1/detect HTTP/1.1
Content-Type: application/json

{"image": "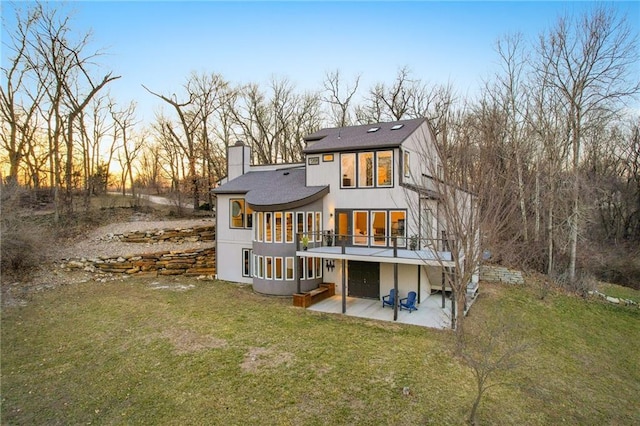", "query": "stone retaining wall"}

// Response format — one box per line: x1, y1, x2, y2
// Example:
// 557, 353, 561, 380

99, 225, 215, 244
480, 265, 524, 285
62, 247, 216, 278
